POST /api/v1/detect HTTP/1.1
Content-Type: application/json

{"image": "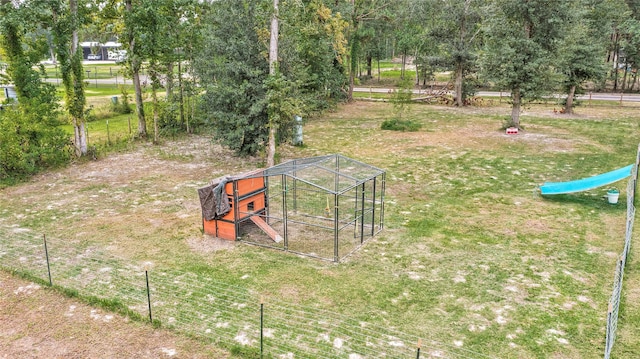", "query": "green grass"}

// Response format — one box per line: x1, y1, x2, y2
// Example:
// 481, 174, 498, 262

1, 100, 639, 358
59, 112, 136, 148
381, 118, 422, 131
43, 63, 126, 80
